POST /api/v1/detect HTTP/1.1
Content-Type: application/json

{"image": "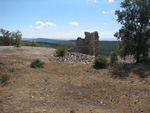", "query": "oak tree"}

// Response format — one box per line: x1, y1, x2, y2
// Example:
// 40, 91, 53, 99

114, 0, 150, 63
